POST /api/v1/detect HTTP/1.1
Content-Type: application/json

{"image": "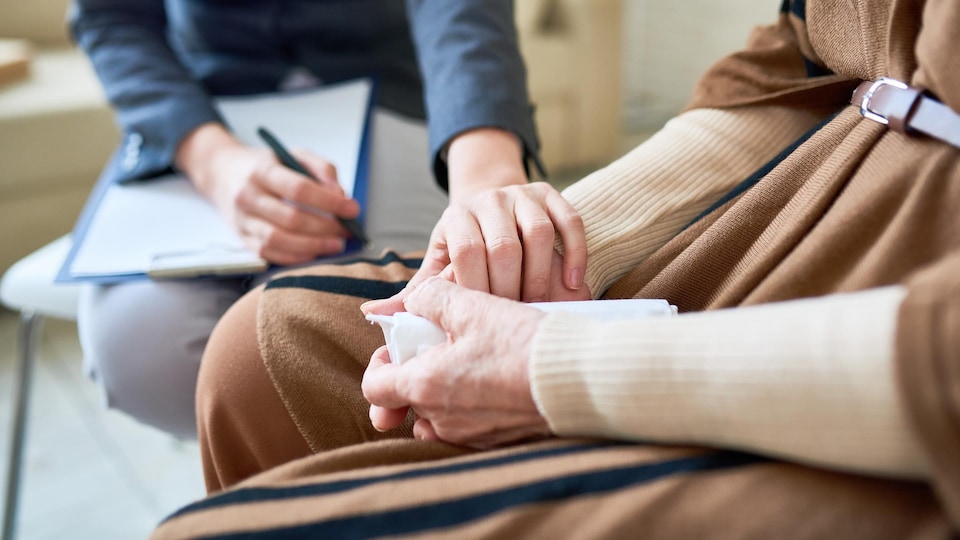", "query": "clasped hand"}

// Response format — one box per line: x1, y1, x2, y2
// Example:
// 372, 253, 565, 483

362, 277, 554, 448
361, 180, 592, 448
